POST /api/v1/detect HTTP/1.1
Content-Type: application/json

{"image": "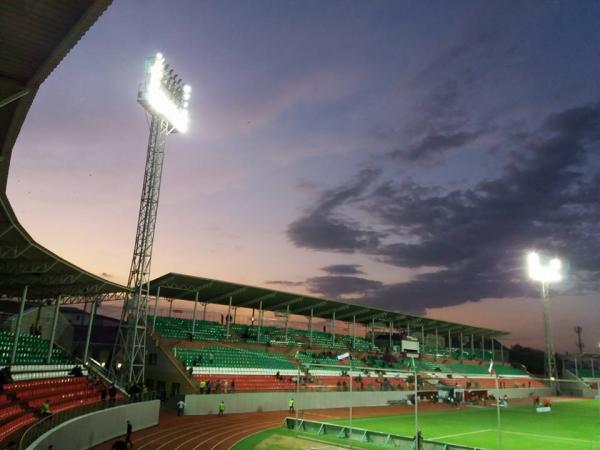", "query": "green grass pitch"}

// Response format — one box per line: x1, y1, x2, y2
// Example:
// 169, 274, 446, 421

234, 400, 600, 450
334, 399, 600, 449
